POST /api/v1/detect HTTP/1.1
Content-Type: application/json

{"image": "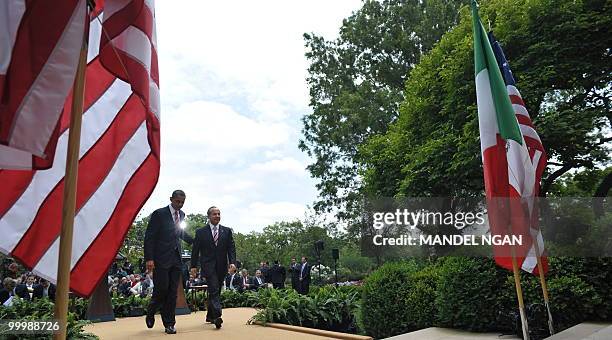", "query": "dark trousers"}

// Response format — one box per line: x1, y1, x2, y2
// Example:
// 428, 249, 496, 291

299, 280, 310, 295
147, 265, 181, 327
204, 270, 224, 321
